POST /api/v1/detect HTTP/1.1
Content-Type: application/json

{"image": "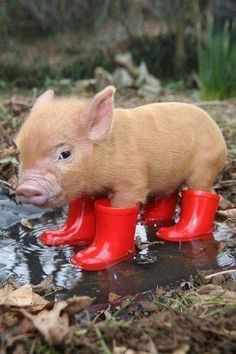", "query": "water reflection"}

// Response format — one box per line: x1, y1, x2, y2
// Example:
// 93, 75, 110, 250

0, 198, 235, 303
